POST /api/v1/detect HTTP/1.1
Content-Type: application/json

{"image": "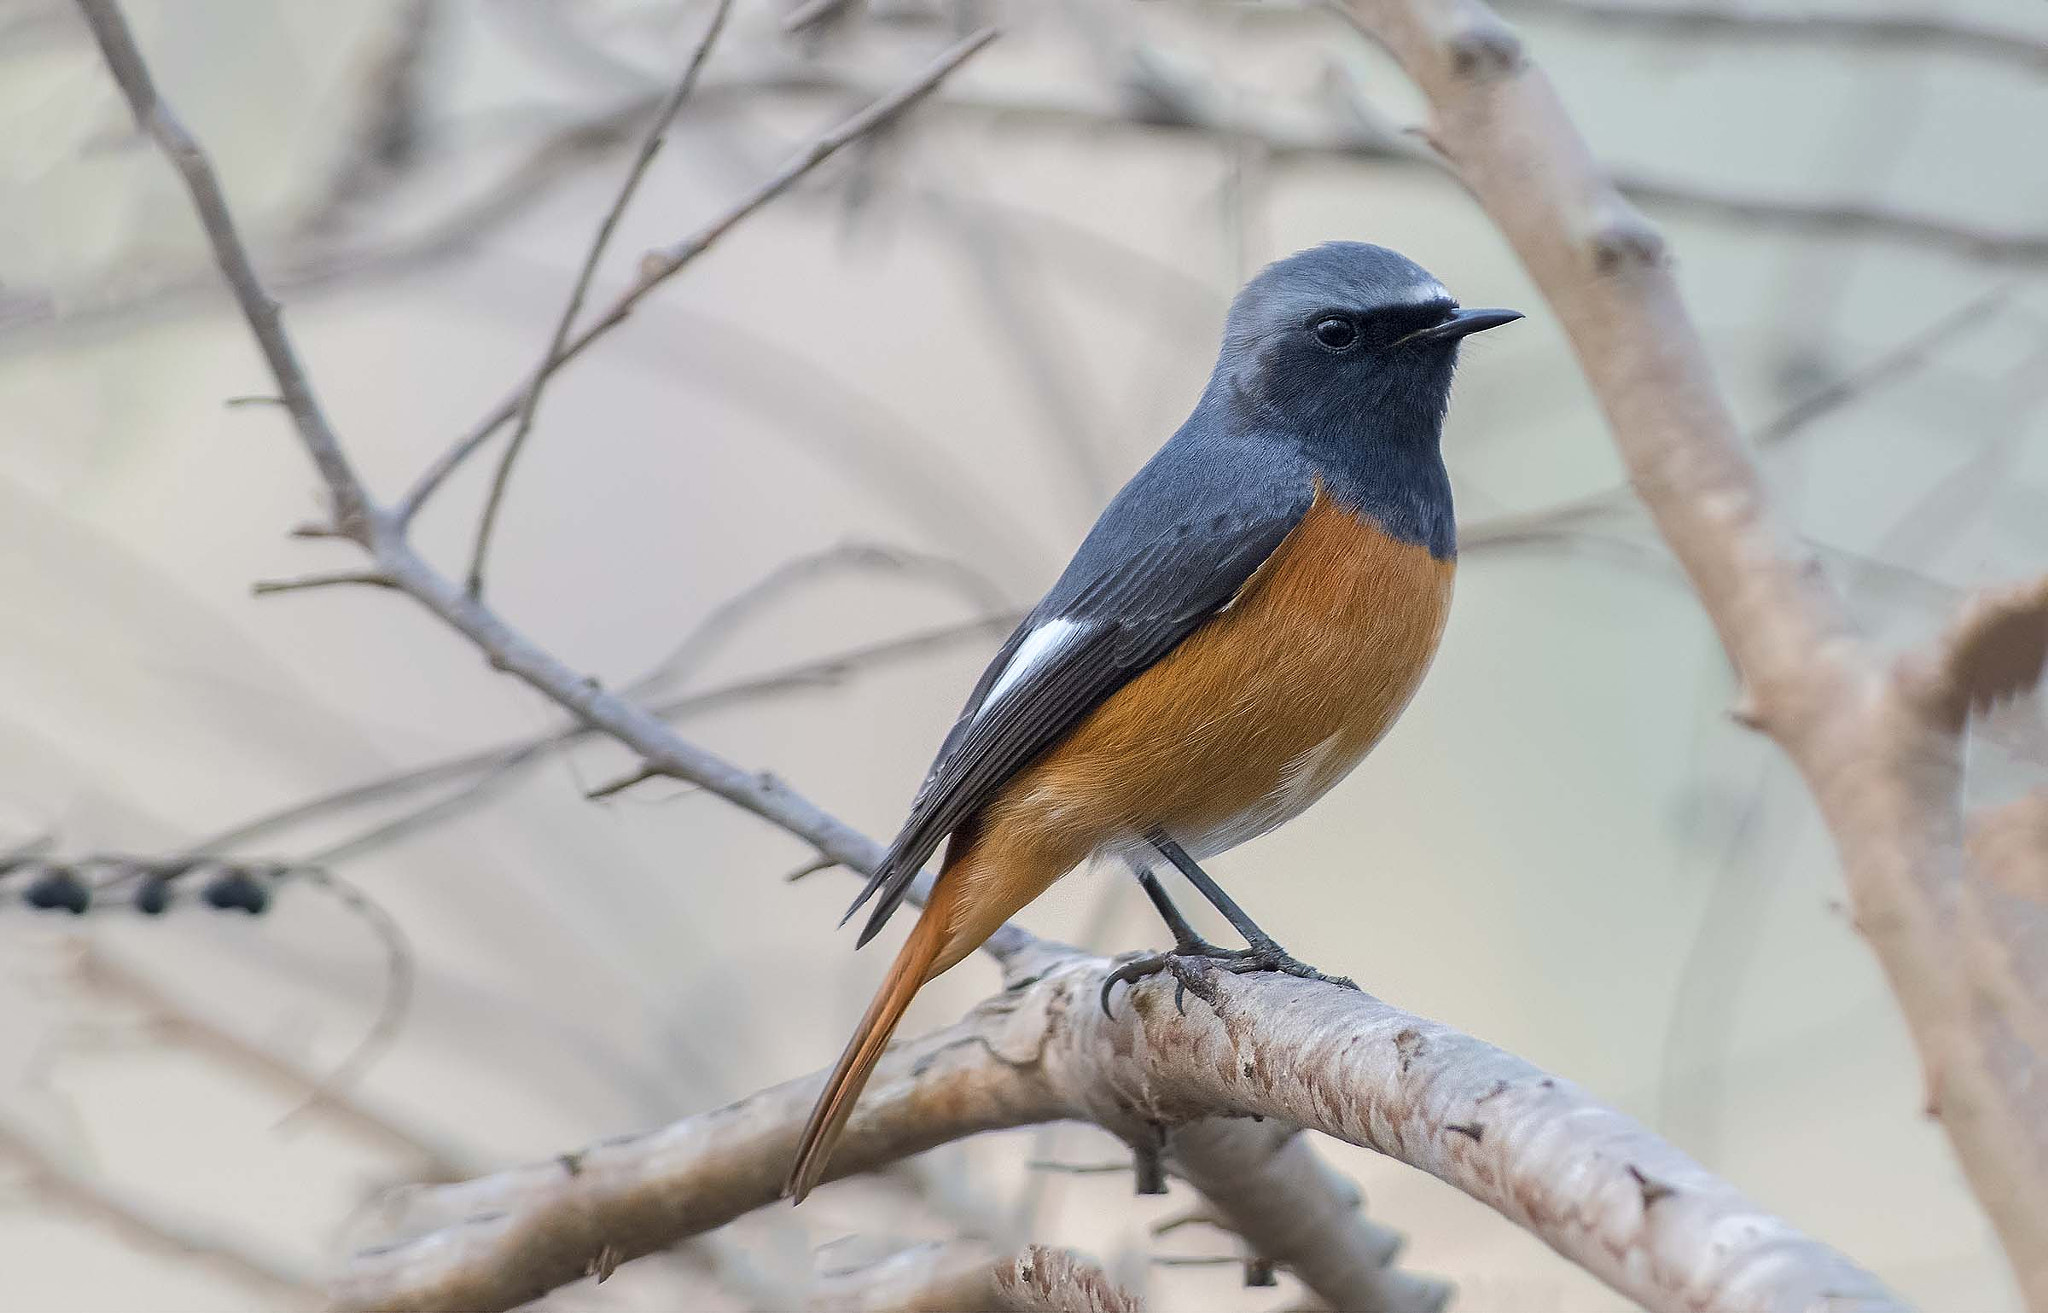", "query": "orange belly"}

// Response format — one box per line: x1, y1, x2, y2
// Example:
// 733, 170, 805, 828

932, 491, 1453, 964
